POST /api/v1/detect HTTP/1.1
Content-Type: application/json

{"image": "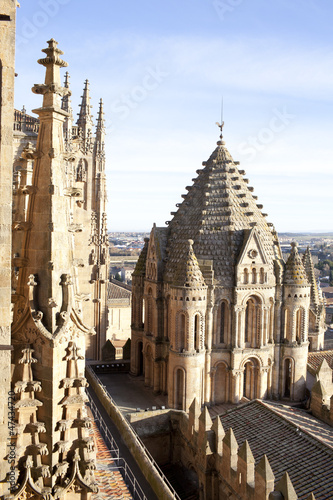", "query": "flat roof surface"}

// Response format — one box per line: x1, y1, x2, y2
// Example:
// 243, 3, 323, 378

97, 373, 168, 415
